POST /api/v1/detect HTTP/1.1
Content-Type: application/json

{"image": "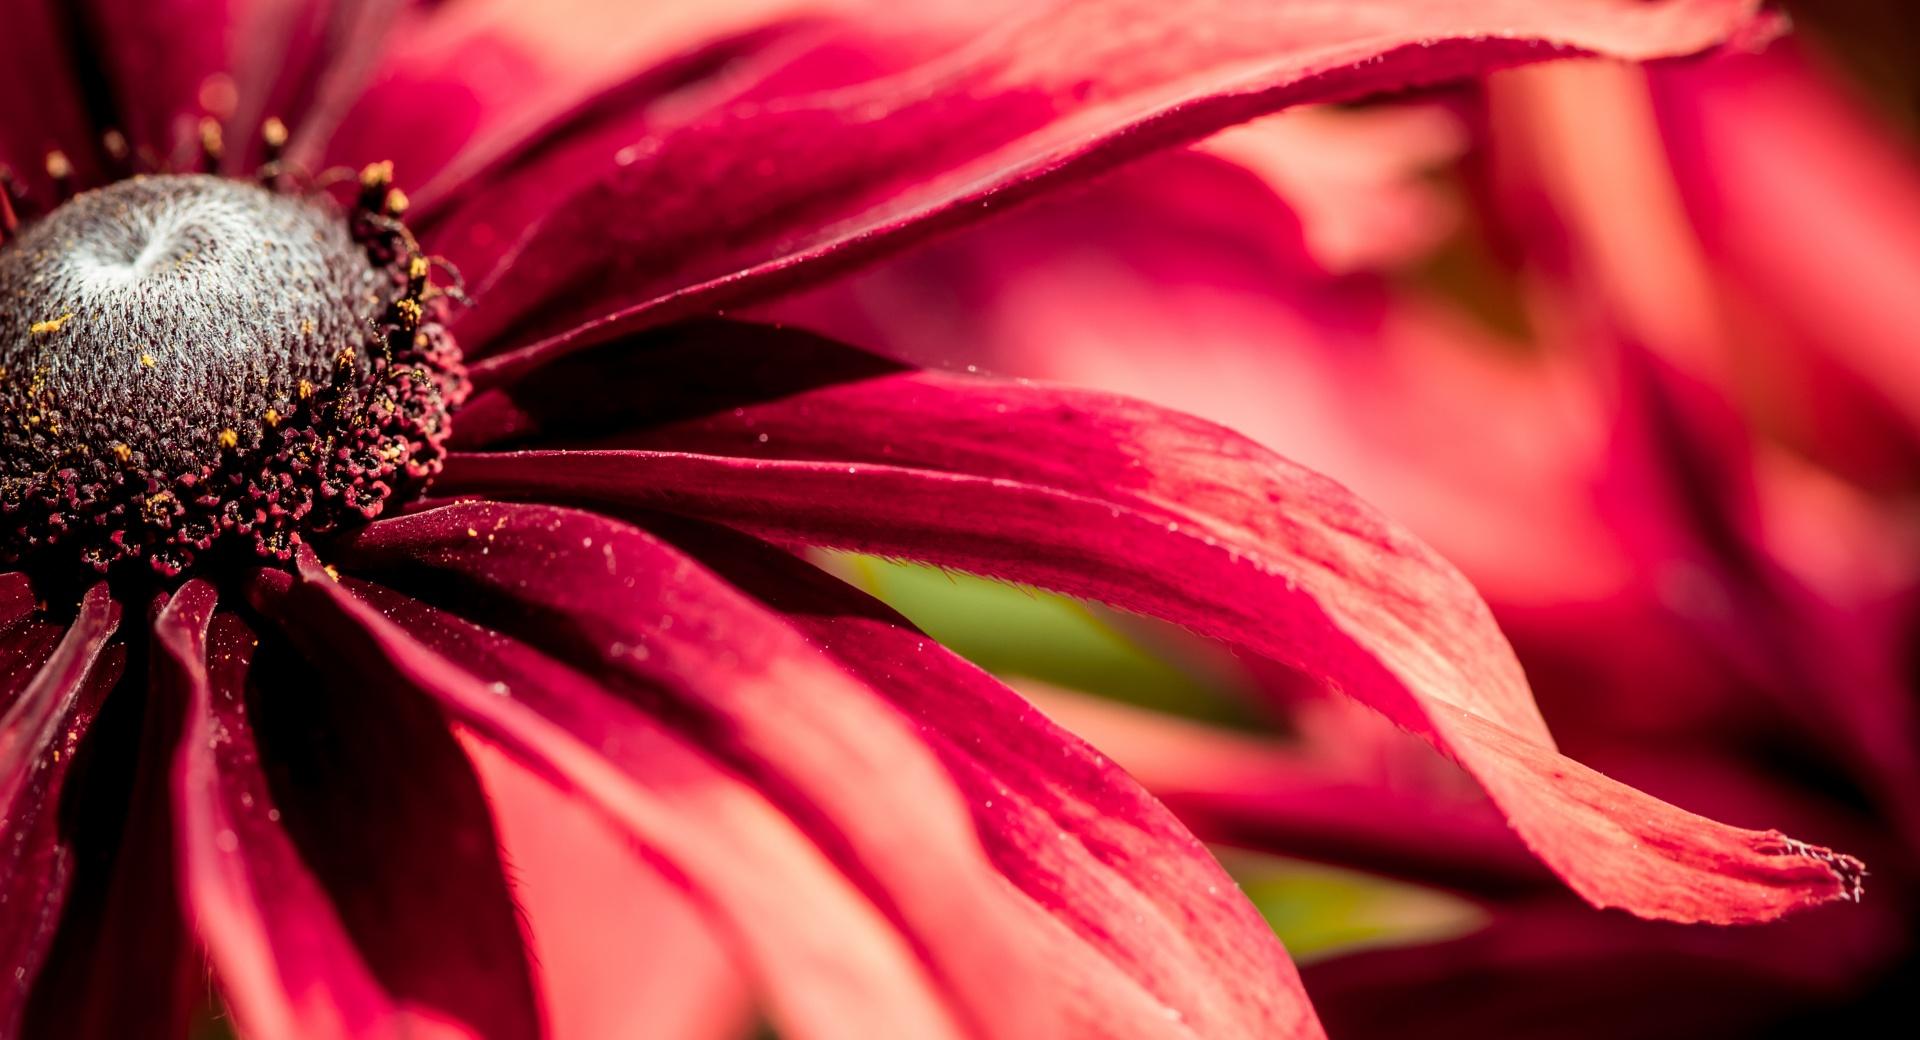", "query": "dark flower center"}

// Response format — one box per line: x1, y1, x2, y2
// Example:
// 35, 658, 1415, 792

0, 172, 464, 578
